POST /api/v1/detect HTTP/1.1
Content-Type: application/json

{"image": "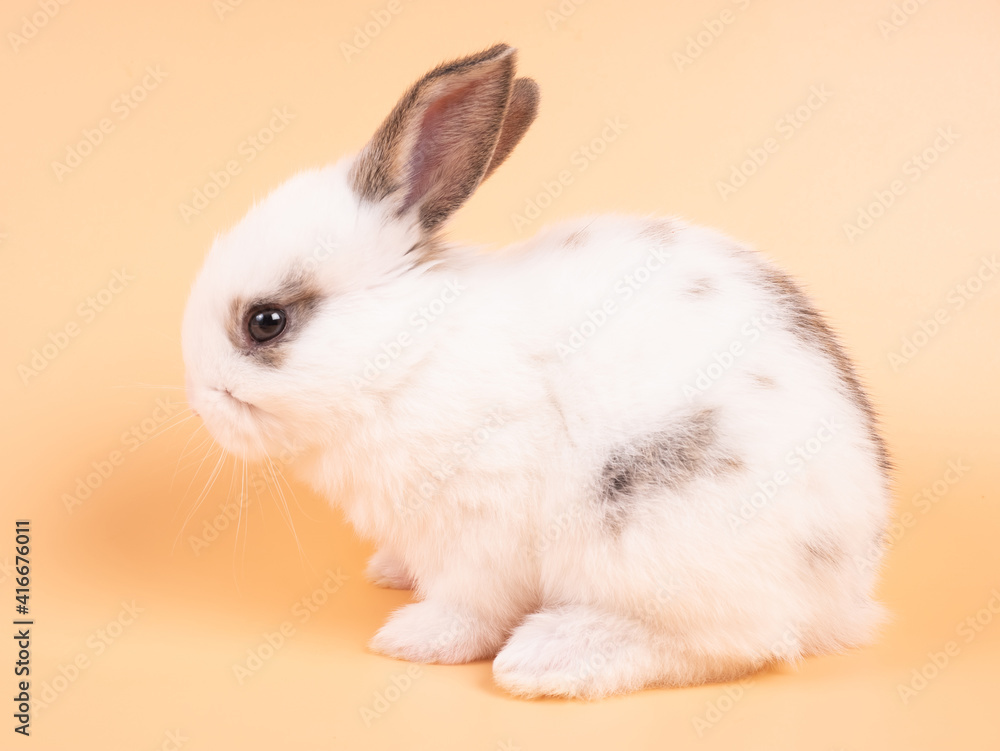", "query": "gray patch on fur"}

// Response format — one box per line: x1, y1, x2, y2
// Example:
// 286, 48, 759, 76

597, 408, 743, 531
744, 258, 891, 477
873, 528, 887, 552
804, 537, 846, 570
866, 528, 888, 566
